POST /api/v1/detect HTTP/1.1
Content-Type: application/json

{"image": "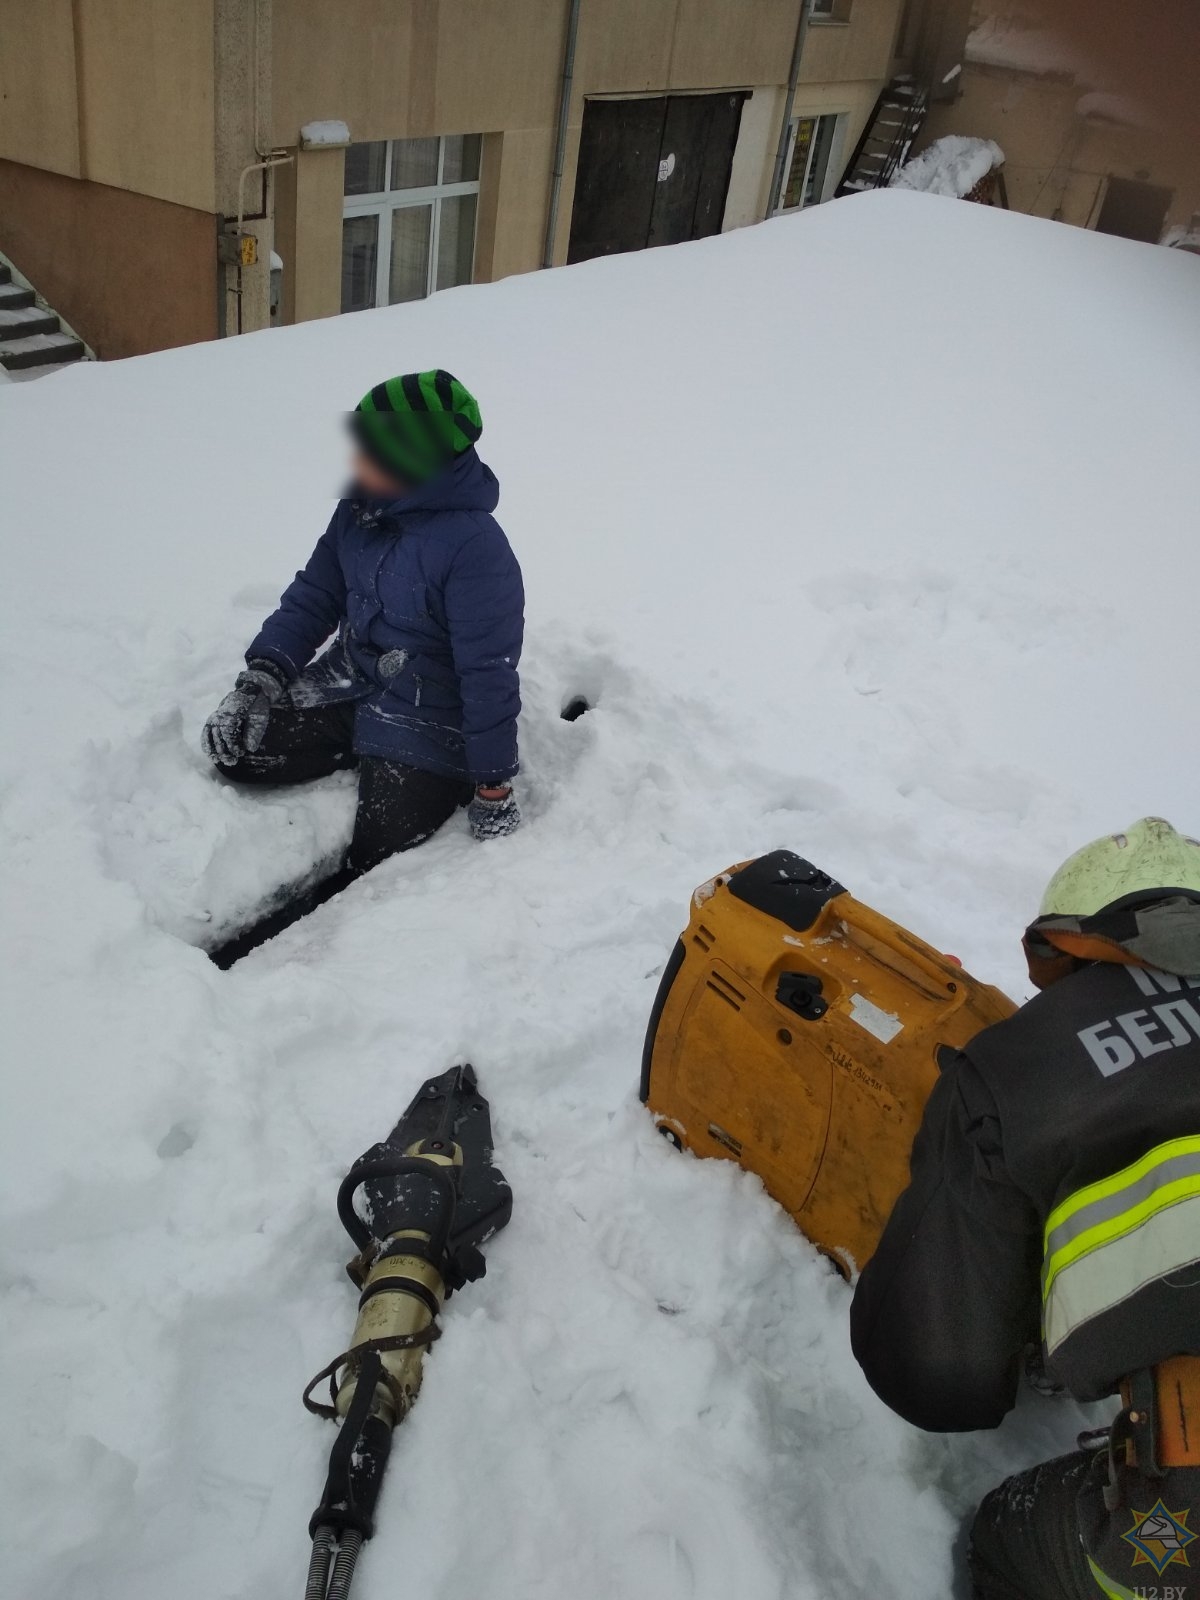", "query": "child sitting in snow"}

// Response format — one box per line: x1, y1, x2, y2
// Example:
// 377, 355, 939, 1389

202, 371, 524, 872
